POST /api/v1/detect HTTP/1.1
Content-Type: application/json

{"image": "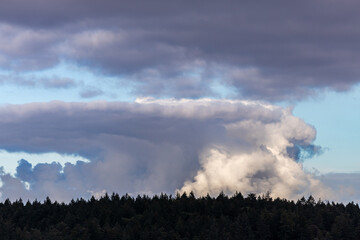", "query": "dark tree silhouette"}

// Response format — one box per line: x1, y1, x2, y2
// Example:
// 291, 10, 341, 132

0, 192, 358, 239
